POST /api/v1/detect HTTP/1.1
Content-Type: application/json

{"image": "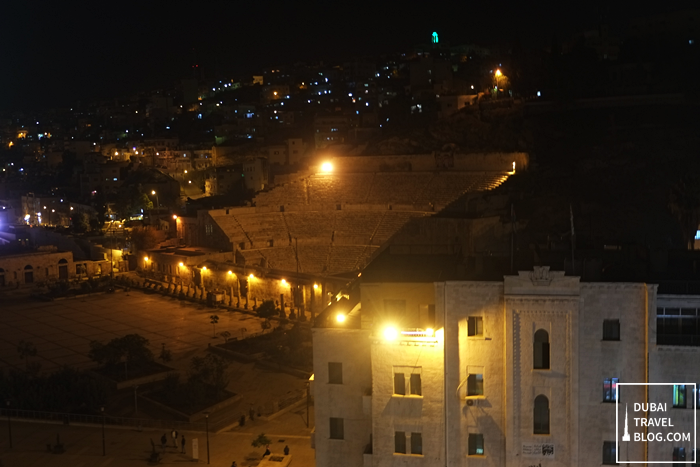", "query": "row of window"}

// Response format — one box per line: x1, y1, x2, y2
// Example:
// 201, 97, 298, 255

604, 443, 699, 465
332, 364, 696, 410
467, 316, 621, 341
330, 423, 695, 464
603, 380, 699, 408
